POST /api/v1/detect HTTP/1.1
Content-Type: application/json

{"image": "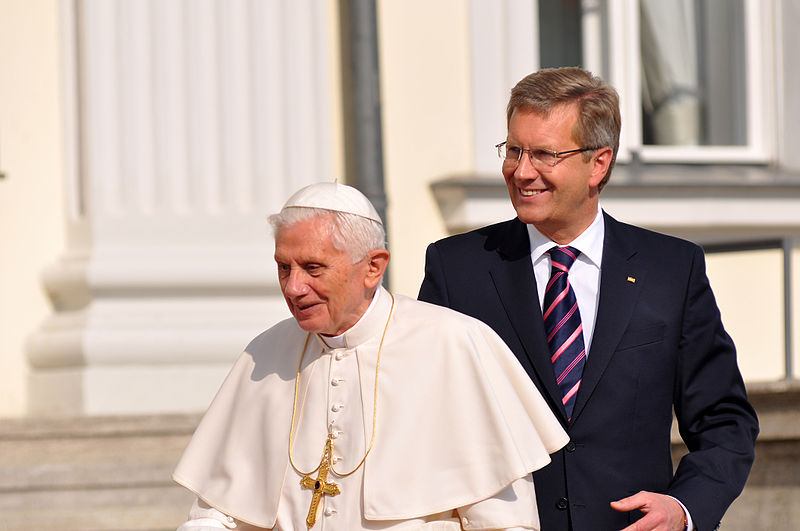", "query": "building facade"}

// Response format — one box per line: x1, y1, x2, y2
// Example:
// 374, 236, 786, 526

1, 0, 799, 417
